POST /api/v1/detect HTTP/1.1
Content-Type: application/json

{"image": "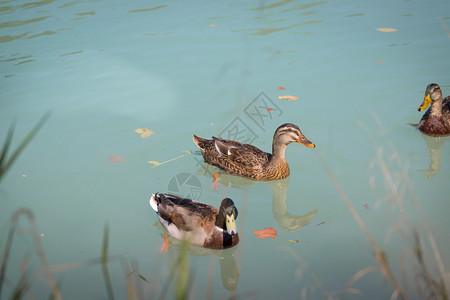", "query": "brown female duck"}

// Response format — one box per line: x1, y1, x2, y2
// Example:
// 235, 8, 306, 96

417, 83, 450, 136
150, 193, 239, 249
193, 123, 315, 180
